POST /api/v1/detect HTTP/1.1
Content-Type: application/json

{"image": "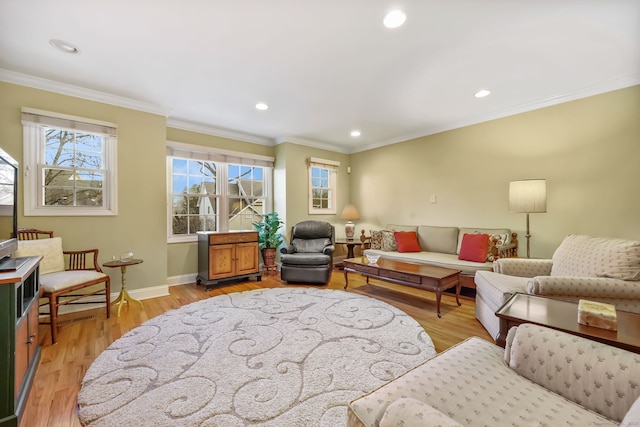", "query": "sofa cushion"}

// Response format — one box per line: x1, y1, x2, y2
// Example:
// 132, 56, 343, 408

386, 224, 419, 233
394, 231, 421, 253
458, 233, 489, 262
474, 270, 528, 310
456, 227, 511, 255
417, 225, 458, 254
15, 237, 65, 275
551, 234, 640, 281
381, 230, 397, 251
508, 323, 640, 422
380, 398, 462, 427
365, 249, 492, 277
